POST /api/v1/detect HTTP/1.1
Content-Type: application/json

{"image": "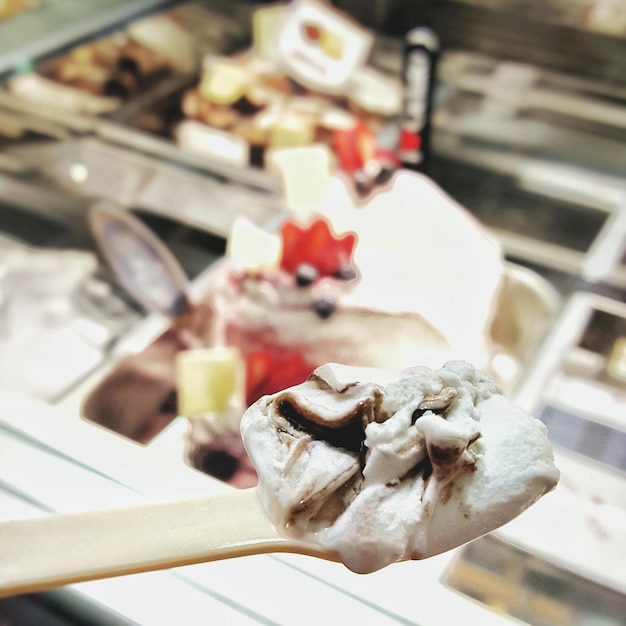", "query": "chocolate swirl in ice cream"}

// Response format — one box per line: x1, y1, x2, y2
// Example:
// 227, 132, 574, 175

241, 360, 559, 574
